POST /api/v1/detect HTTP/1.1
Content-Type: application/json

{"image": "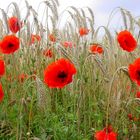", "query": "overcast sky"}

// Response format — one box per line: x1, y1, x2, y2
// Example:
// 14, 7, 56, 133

0, 0, 140, 28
